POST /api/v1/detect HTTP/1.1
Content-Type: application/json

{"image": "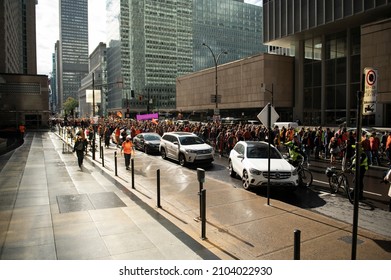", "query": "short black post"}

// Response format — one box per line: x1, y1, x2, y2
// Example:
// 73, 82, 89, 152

131, 158, 135, 189
62, 143, 65, 153
157, 169, 161, 208
99, 137, 102, 158
197, 168, 205, 220
201, 189, 206, 240
101, 146, 104, 167
294, 229, 301, 260
114, 151, 118, 176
